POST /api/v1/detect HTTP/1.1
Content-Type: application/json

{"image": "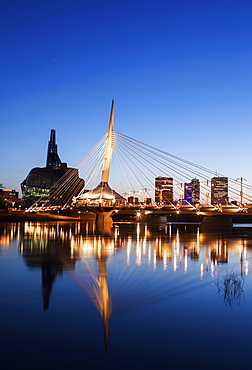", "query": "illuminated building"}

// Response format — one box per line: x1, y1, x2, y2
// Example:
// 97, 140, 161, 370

155, 177, 173, 204
211, 177, 228, 205
0, 188, 19, 202
184, 183, 192, 203
0, 188, 20, 209
21, 129, 84, 206
144, 198, 152, 205
191, 178, 200, 204
184, 178, 200, 204
128, 196, 139, 205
